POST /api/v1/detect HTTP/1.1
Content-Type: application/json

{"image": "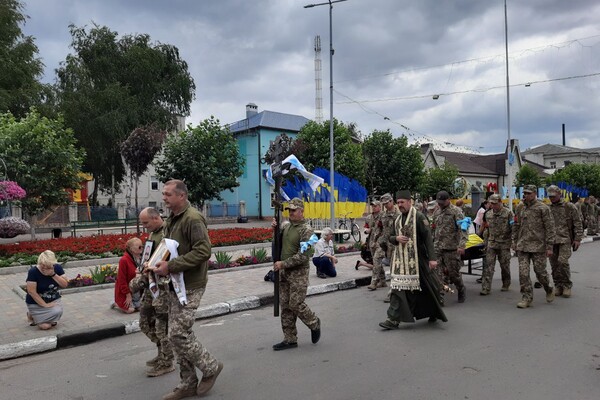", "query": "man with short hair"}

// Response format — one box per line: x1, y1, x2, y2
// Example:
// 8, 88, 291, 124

356, 200, 382, 270
479, 194, 514, 295
378, 190, 447, 330
137, 207, 174, 377
547, 185, 583, 298
432, 190, 468, 303
369, 193, 398, 290
512, 184, 556, 309
272, 197, 321, 350
153, 180, 223, 400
